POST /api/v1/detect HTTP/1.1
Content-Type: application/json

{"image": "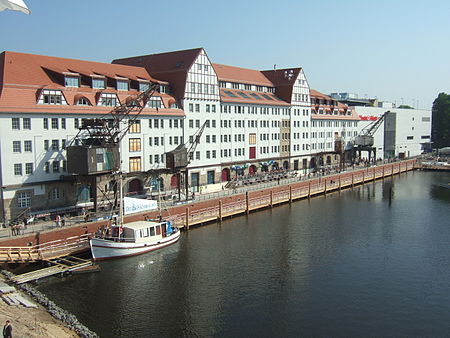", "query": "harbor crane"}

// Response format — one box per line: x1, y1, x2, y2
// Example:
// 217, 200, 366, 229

352, 110, 390, 164
66, 83, 160, 211
165, 121, 207, 200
